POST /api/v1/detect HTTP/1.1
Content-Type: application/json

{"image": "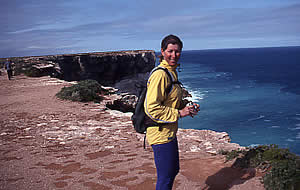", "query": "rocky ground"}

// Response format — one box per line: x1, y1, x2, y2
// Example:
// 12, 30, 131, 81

0, 73, 265, 190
